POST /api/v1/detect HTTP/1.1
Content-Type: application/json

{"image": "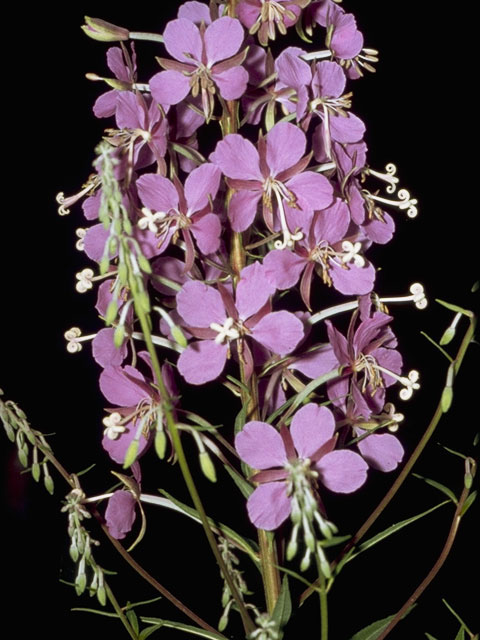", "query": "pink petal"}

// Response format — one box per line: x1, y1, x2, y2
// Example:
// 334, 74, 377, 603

210, 134, 262, 180
329, 112, 366, 144
228, 188, 262, 231
251, 310, 304, 355
99, 366, 150, 406
177, 340, 227, 385
314, 60, 346, 98
236, 2, 261, 28
150, 70, 191, 106
236, 262, 274, 320
313, 198, 350, 243
263, 249, 306, 290
325, 320, 349, 364
178, 1, 212, 24
214, 65, 249, 100
92, 328, 128, 368
106, 46, 130, 81
357, 431, 404, 472
185, 163, 221, 213
290, 403, 335, 458
205, 17, 244, 64
276, 47, 311, 89
289, 344, 339, 380
372, 347, 403, 387
82, 192, 101, 220
330, 261, 376, 295
317, 450, 368, 493
93, 90, 118, 119
136, 173, 179, 212
105, 490, 137, 539
115, 91, 141, 129
163, 18, 203, 63
177, 281, 226, 327
266, 122, 306, 176
102, 421, 150, 465
84, 224, 110, 262
362, 212, 395, 245
191, 213, 221, 254
151, 256, 189, 294
286, 171, 334, 211
247, 483, 291, 530
235, 421, 288, 469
